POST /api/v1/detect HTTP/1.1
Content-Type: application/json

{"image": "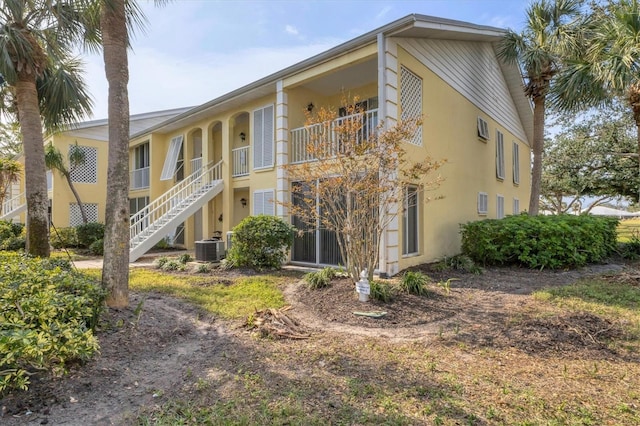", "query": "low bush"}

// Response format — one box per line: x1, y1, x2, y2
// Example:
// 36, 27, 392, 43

370, 280, 396, 303
76, 222, 105, 248
433, 254, 482, 274
226, 215, 294, 271
399, 271, 430, 296
0, 252, 104, 394
304, 267, 336, 289
0, 220, 25, 251
50, 226, 78, 249
460, 214, 618, 269
89, 238, 104, 256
